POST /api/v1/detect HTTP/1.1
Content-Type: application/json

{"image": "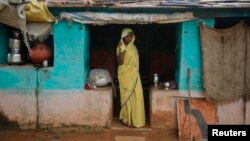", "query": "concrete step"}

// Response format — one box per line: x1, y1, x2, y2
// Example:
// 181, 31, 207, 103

115, 136, 146, 141
111, 118, 151, 131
